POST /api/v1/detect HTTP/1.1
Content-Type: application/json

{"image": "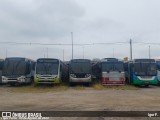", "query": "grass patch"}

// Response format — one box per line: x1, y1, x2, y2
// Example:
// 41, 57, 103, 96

11, 84, 69, 93
8, 83, 138, 93
93, 83, 105, 90
93, 83, 139, 90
